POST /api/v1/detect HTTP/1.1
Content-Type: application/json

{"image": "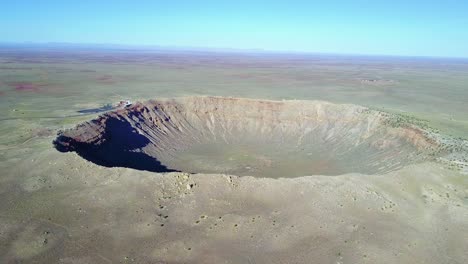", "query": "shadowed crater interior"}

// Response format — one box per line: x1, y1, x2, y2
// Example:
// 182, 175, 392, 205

54, 97, 439, 177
